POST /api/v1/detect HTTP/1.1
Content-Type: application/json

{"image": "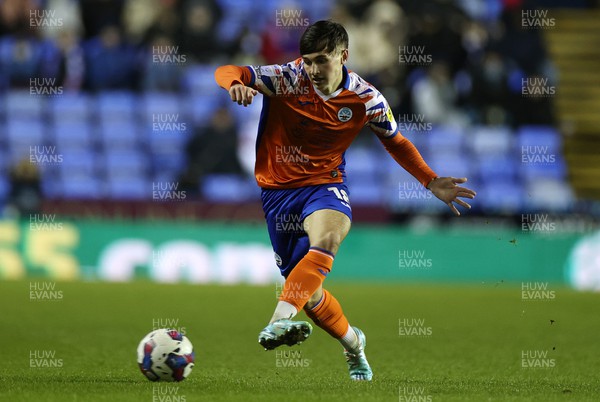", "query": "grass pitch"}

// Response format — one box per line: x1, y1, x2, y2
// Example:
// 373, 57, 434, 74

0, 280, 598, 401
